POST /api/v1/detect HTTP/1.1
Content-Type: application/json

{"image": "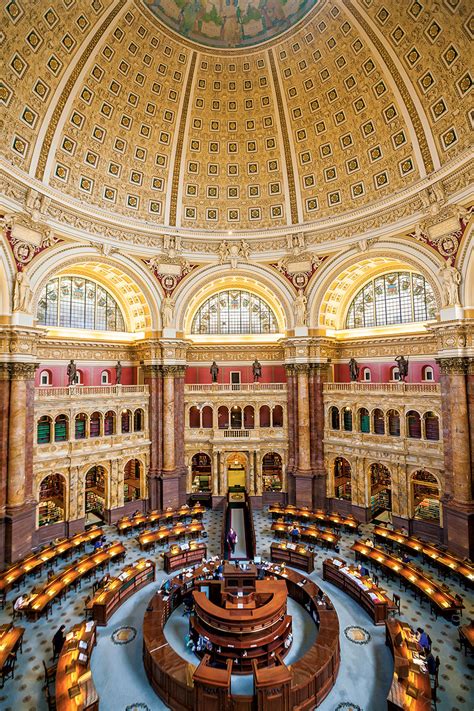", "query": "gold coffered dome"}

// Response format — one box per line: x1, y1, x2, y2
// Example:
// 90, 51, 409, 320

1, 0, 472, 234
